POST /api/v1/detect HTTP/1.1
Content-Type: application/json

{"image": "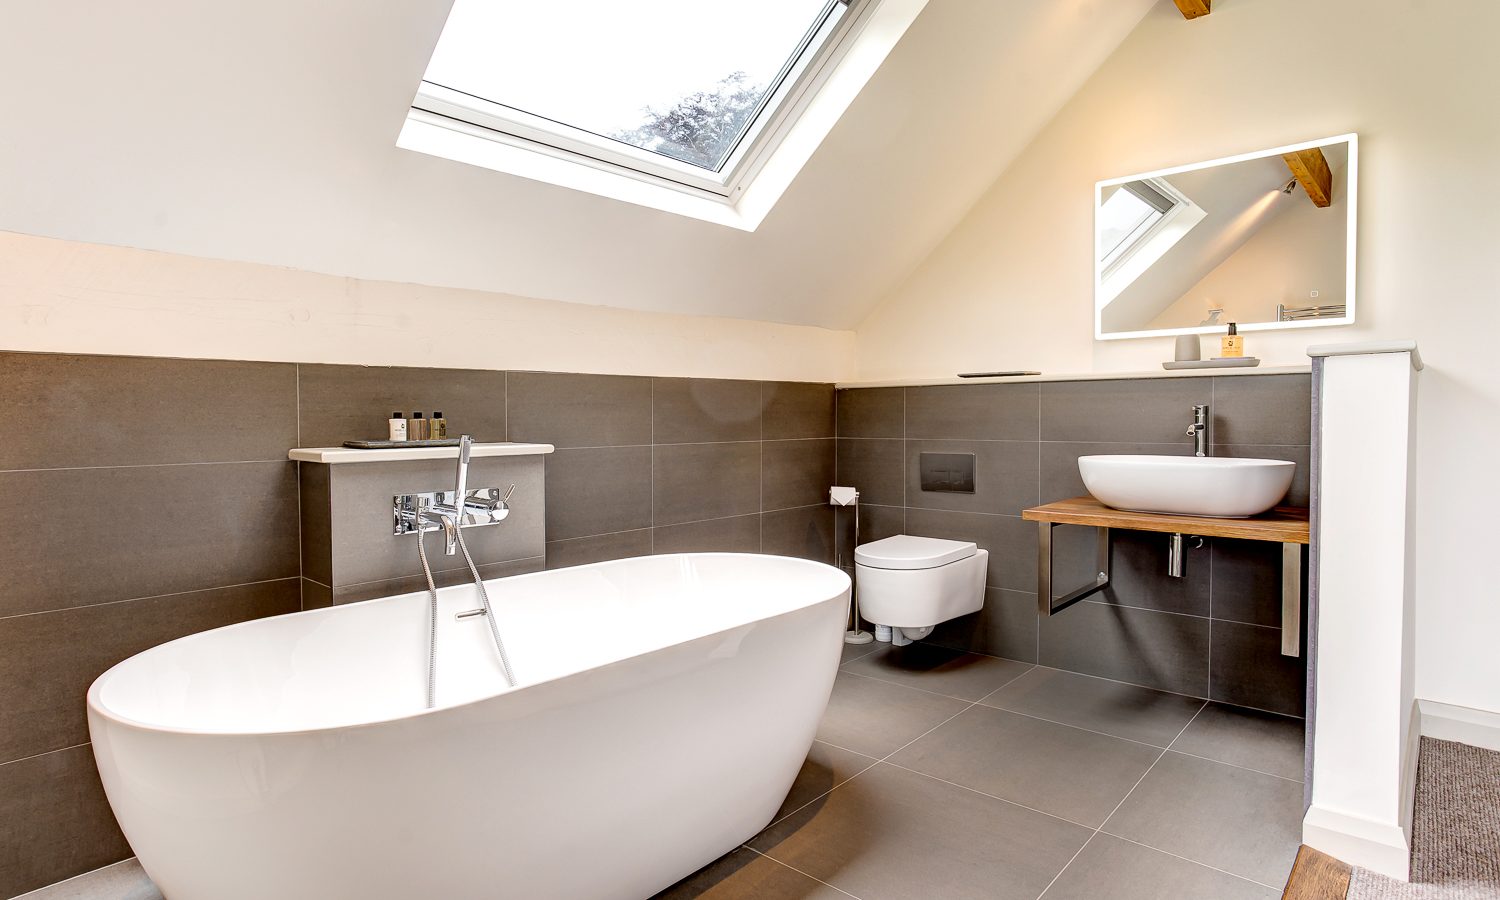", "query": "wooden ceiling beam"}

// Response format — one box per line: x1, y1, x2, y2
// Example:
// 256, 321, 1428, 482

1282, 148, 1334, 208
1173, 0, 1212, 19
